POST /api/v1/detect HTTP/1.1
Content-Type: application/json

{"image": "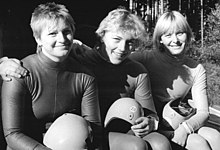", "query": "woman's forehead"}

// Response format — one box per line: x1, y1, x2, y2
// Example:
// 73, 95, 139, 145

107, 28, 135, 39
44, 19, 70, 31
162, 17, 187, 32
162, 23, 184, 34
